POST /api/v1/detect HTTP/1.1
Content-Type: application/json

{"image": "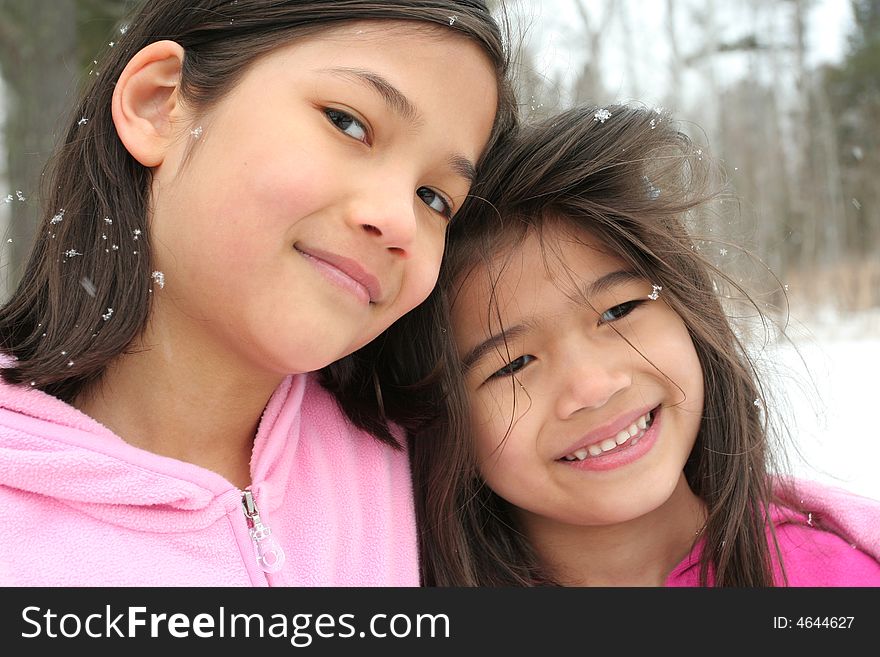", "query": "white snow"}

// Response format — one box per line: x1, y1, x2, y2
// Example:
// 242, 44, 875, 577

763, 308, 880, 502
